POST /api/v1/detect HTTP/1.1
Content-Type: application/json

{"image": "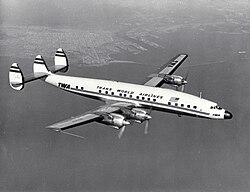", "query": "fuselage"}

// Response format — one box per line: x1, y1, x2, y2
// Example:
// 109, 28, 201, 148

45, 74, 232, 120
